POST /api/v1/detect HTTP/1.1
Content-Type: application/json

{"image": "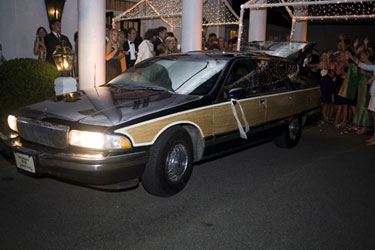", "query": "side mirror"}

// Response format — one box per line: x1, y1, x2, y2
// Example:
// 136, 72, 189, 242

228, 88, 246, 99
